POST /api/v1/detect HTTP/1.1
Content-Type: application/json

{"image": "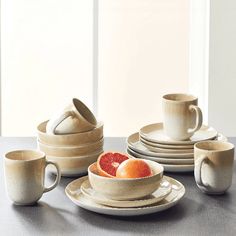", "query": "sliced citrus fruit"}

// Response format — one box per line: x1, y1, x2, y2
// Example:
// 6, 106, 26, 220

97, 152, 129, 178
116, 159, 152, 178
